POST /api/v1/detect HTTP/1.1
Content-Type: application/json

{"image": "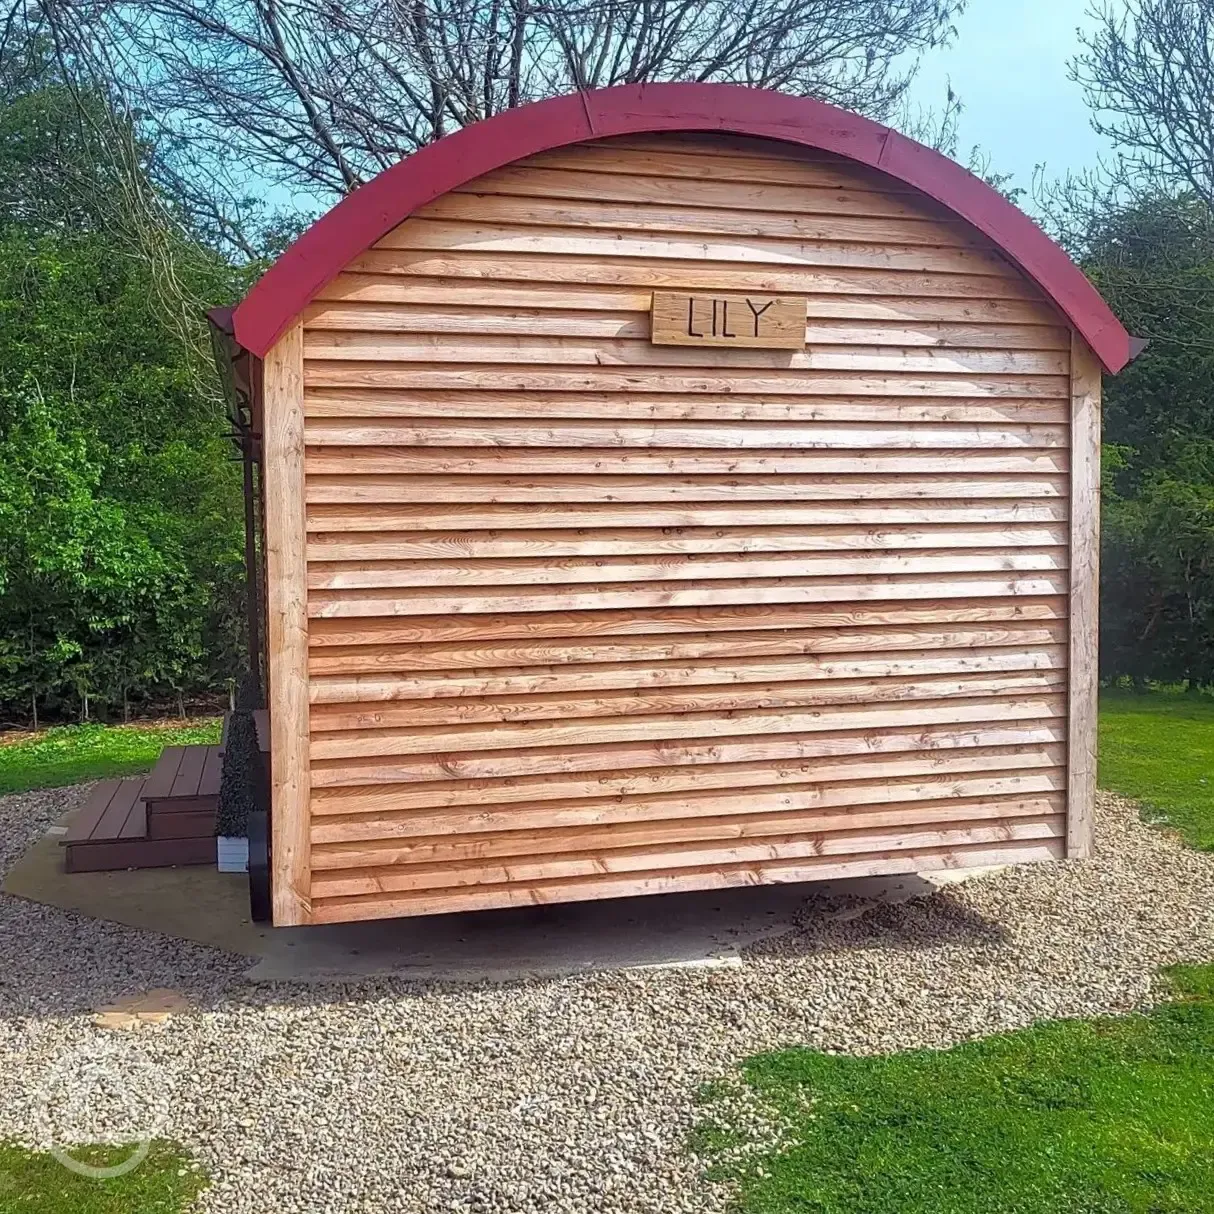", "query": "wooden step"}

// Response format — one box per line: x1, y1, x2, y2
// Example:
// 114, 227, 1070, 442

147, 807, 219, 840
65, 833, 216, 873
142, 744, 222, 811
61, 743, 224, 873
